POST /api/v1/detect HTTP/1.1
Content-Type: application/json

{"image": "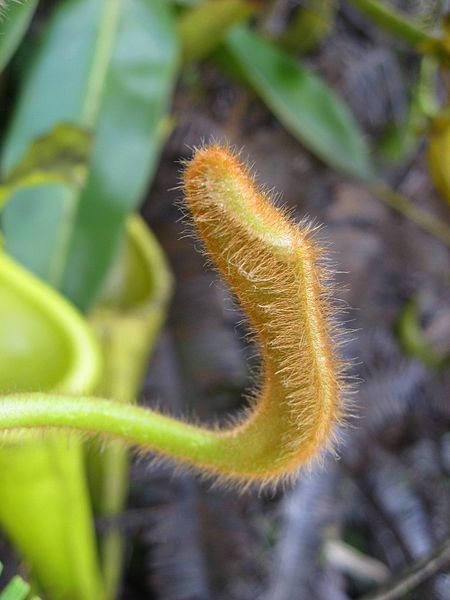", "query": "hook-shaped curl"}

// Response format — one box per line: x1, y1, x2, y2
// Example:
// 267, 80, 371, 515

0, 146, 343, 488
